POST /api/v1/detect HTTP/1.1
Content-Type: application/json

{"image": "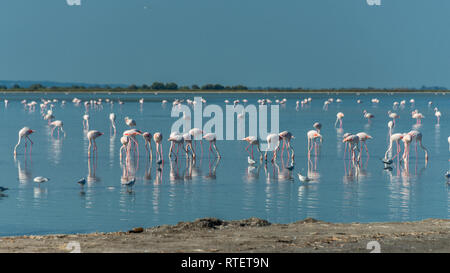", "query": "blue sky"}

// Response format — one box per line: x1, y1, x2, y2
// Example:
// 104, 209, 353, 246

0, 0, 449, 88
